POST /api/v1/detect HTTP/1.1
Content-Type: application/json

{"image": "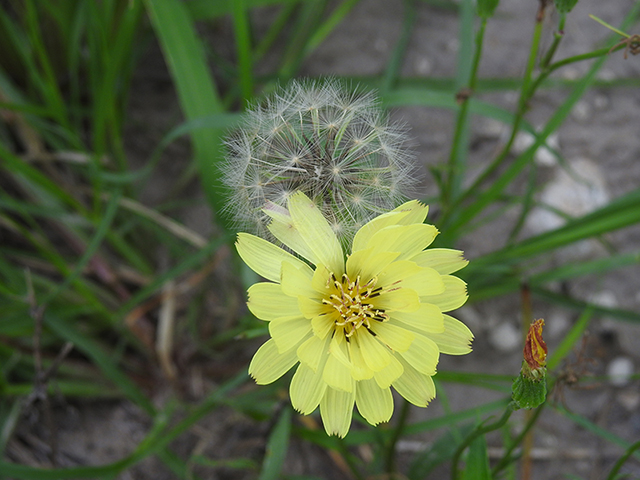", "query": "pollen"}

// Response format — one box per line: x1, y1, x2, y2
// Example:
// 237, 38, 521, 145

322, 272, 389, 338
